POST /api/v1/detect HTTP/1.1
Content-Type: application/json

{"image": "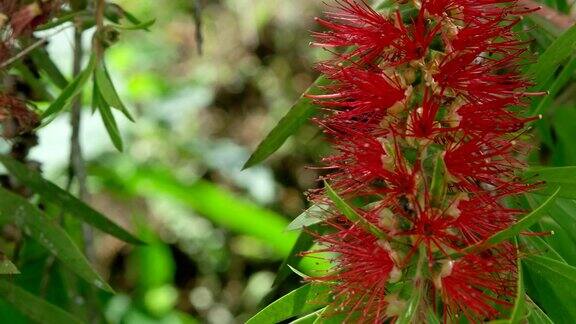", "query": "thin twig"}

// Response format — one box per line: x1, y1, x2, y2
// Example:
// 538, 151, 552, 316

0, 38, 47, 70
520, 0, 576, 31
0, 26, 72, 70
